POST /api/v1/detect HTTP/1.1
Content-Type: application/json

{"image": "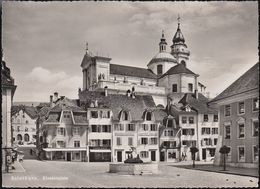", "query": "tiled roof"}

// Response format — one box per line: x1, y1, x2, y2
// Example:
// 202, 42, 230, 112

160, 63, 197, 78
178, 93, 217, 114
210, 62, 259, 103
73, 112, 88, 124
11, 105, 38, 119
153, 108, 168, 122
110, 64, 157, 79
45, 112, 61, 123
79, 90, 157, 121
51, 97, 84, 112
